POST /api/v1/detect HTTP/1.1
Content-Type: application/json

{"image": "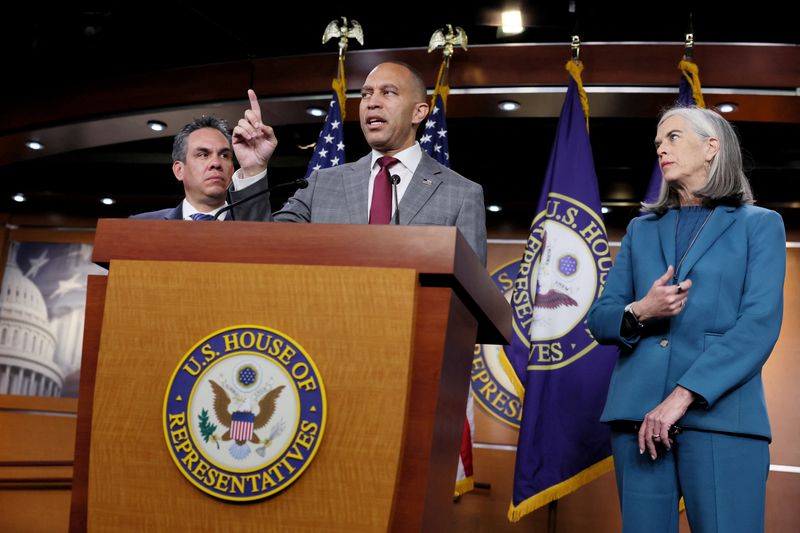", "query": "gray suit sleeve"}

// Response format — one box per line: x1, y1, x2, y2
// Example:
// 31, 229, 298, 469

228, 177, 272, 221
456, 181, 488, 266
271, 171, 318, 222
